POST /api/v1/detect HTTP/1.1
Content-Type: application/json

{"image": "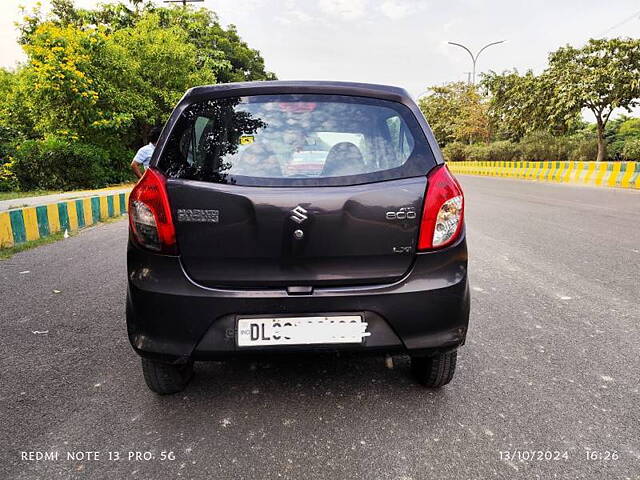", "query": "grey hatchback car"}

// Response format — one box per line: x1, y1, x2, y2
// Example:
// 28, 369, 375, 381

126, 81, 469, 394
